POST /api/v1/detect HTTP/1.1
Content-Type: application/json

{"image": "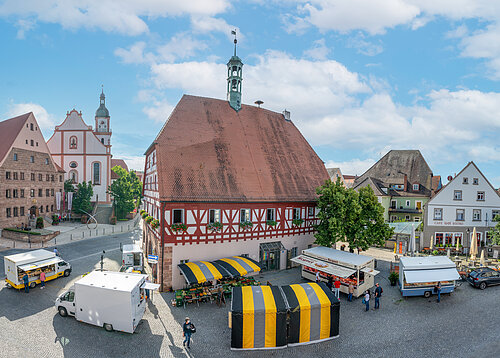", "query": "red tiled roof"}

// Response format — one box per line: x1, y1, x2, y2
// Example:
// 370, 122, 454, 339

152, 95, 329, 202
0, 112, 31, 163
111, 158, 129, 172
54, 162, 65, 173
